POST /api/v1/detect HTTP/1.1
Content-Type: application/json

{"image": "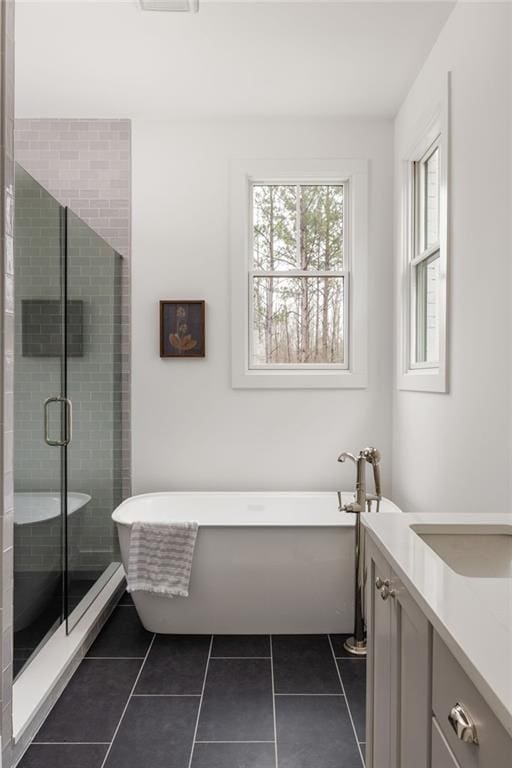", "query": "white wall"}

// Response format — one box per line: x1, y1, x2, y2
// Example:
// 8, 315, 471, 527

132, 118, 394, 494
392, 3, 512, 513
